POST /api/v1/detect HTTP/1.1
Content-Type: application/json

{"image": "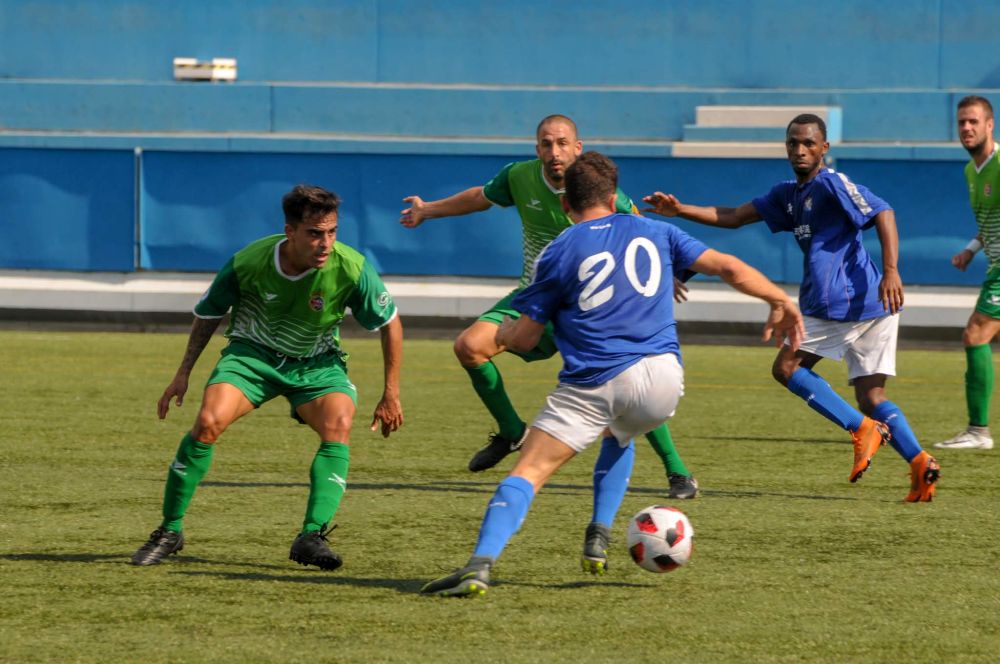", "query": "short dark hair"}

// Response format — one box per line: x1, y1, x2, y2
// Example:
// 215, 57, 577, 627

958, 95, 994, 119
536, 114, 578, 141
282, 185, 341, 227
564, 151, 618, 213
787, 113, 827, 141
